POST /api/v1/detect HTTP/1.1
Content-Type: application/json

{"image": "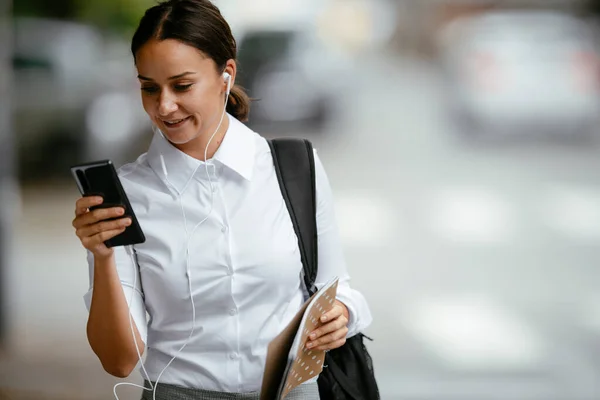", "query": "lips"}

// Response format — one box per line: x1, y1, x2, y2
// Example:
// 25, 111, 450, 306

162, 116, 191, 128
